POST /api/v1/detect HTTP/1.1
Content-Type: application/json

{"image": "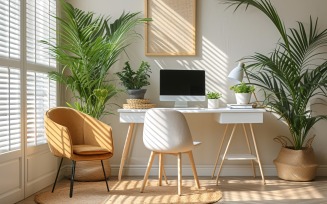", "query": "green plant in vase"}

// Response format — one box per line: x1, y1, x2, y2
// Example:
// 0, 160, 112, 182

230, 82, 255, 93
207, 91, 222, 108
116, 61, 151, 99
207, 91, 222, 99
230, 82, 255, 104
